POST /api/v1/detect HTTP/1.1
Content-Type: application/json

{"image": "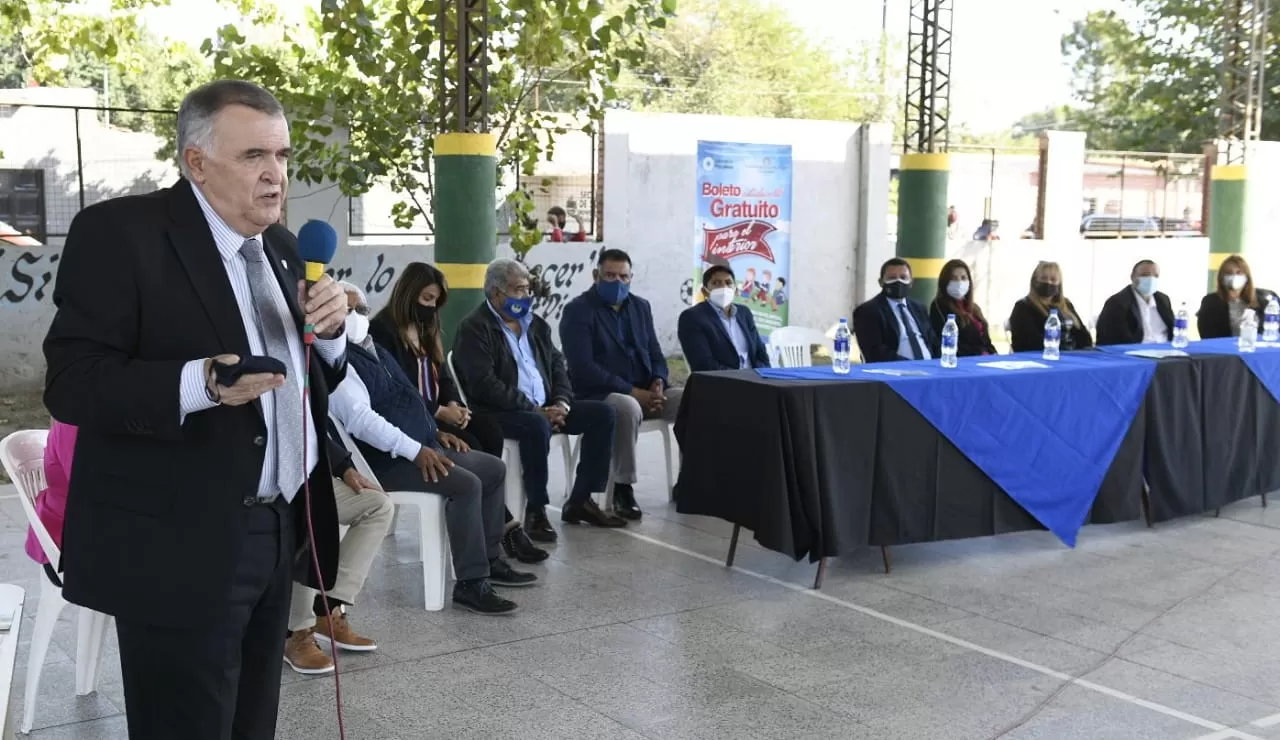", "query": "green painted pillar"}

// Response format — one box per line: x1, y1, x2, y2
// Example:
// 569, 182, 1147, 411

1208, 163, 1246, 292
434, 132, 497, 345
896, 153, 950, 301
